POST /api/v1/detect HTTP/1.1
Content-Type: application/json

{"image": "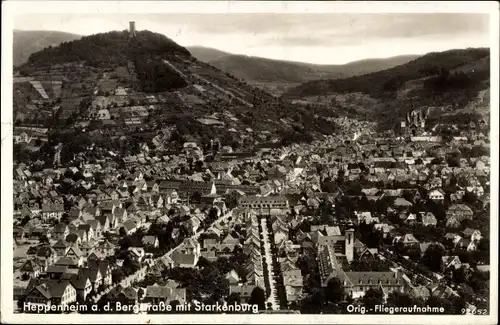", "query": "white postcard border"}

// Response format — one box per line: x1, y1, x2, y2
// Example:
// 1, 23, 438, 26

2, 1, 498, 324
